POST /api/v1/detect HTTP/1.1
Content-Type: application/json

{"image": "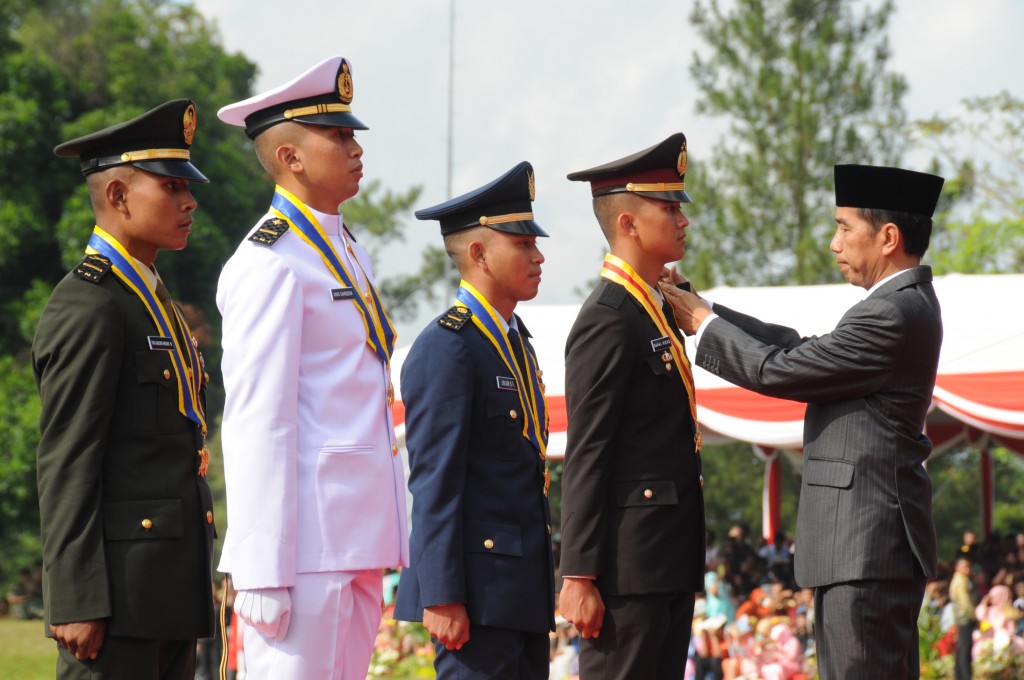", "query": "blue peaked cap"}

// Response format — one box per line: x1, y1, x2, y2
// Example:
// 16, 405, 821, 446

415, 161, 548, 237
